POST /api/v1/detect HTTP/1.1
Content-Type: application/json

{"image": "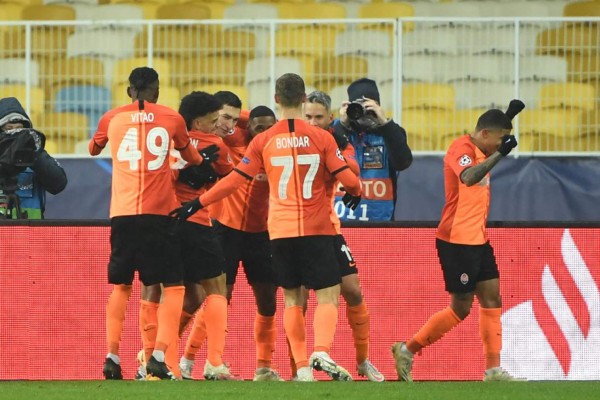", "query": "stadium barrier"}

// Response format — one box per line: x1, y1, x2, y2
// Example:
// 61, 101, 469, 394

0, 222, 598, 381
0, 17, 599, 156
